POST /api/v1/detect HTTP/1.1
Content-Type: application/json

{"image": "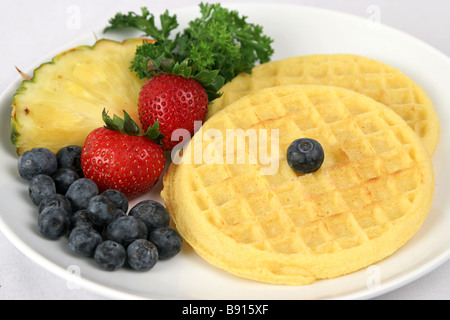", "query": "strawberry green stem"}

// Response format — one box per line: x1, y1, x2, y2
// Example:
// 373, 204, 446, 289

102, 109, 164, 145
